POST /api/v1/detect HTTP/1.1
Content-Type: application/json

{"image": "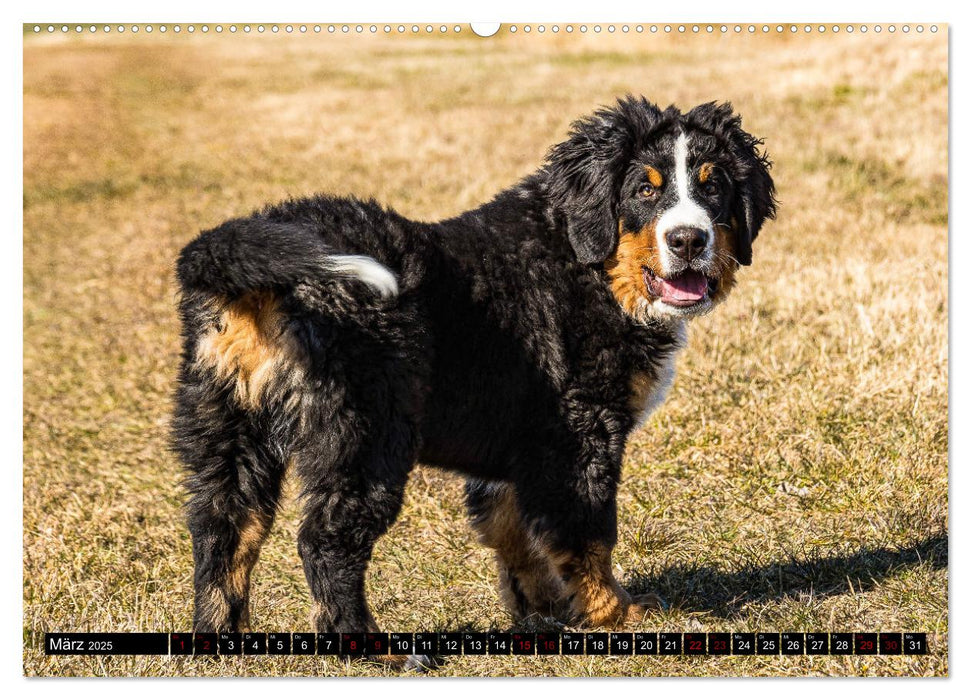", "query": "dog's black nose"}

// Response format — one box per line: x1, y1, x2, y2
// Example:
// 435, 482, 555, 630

665, 227, 708, 262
